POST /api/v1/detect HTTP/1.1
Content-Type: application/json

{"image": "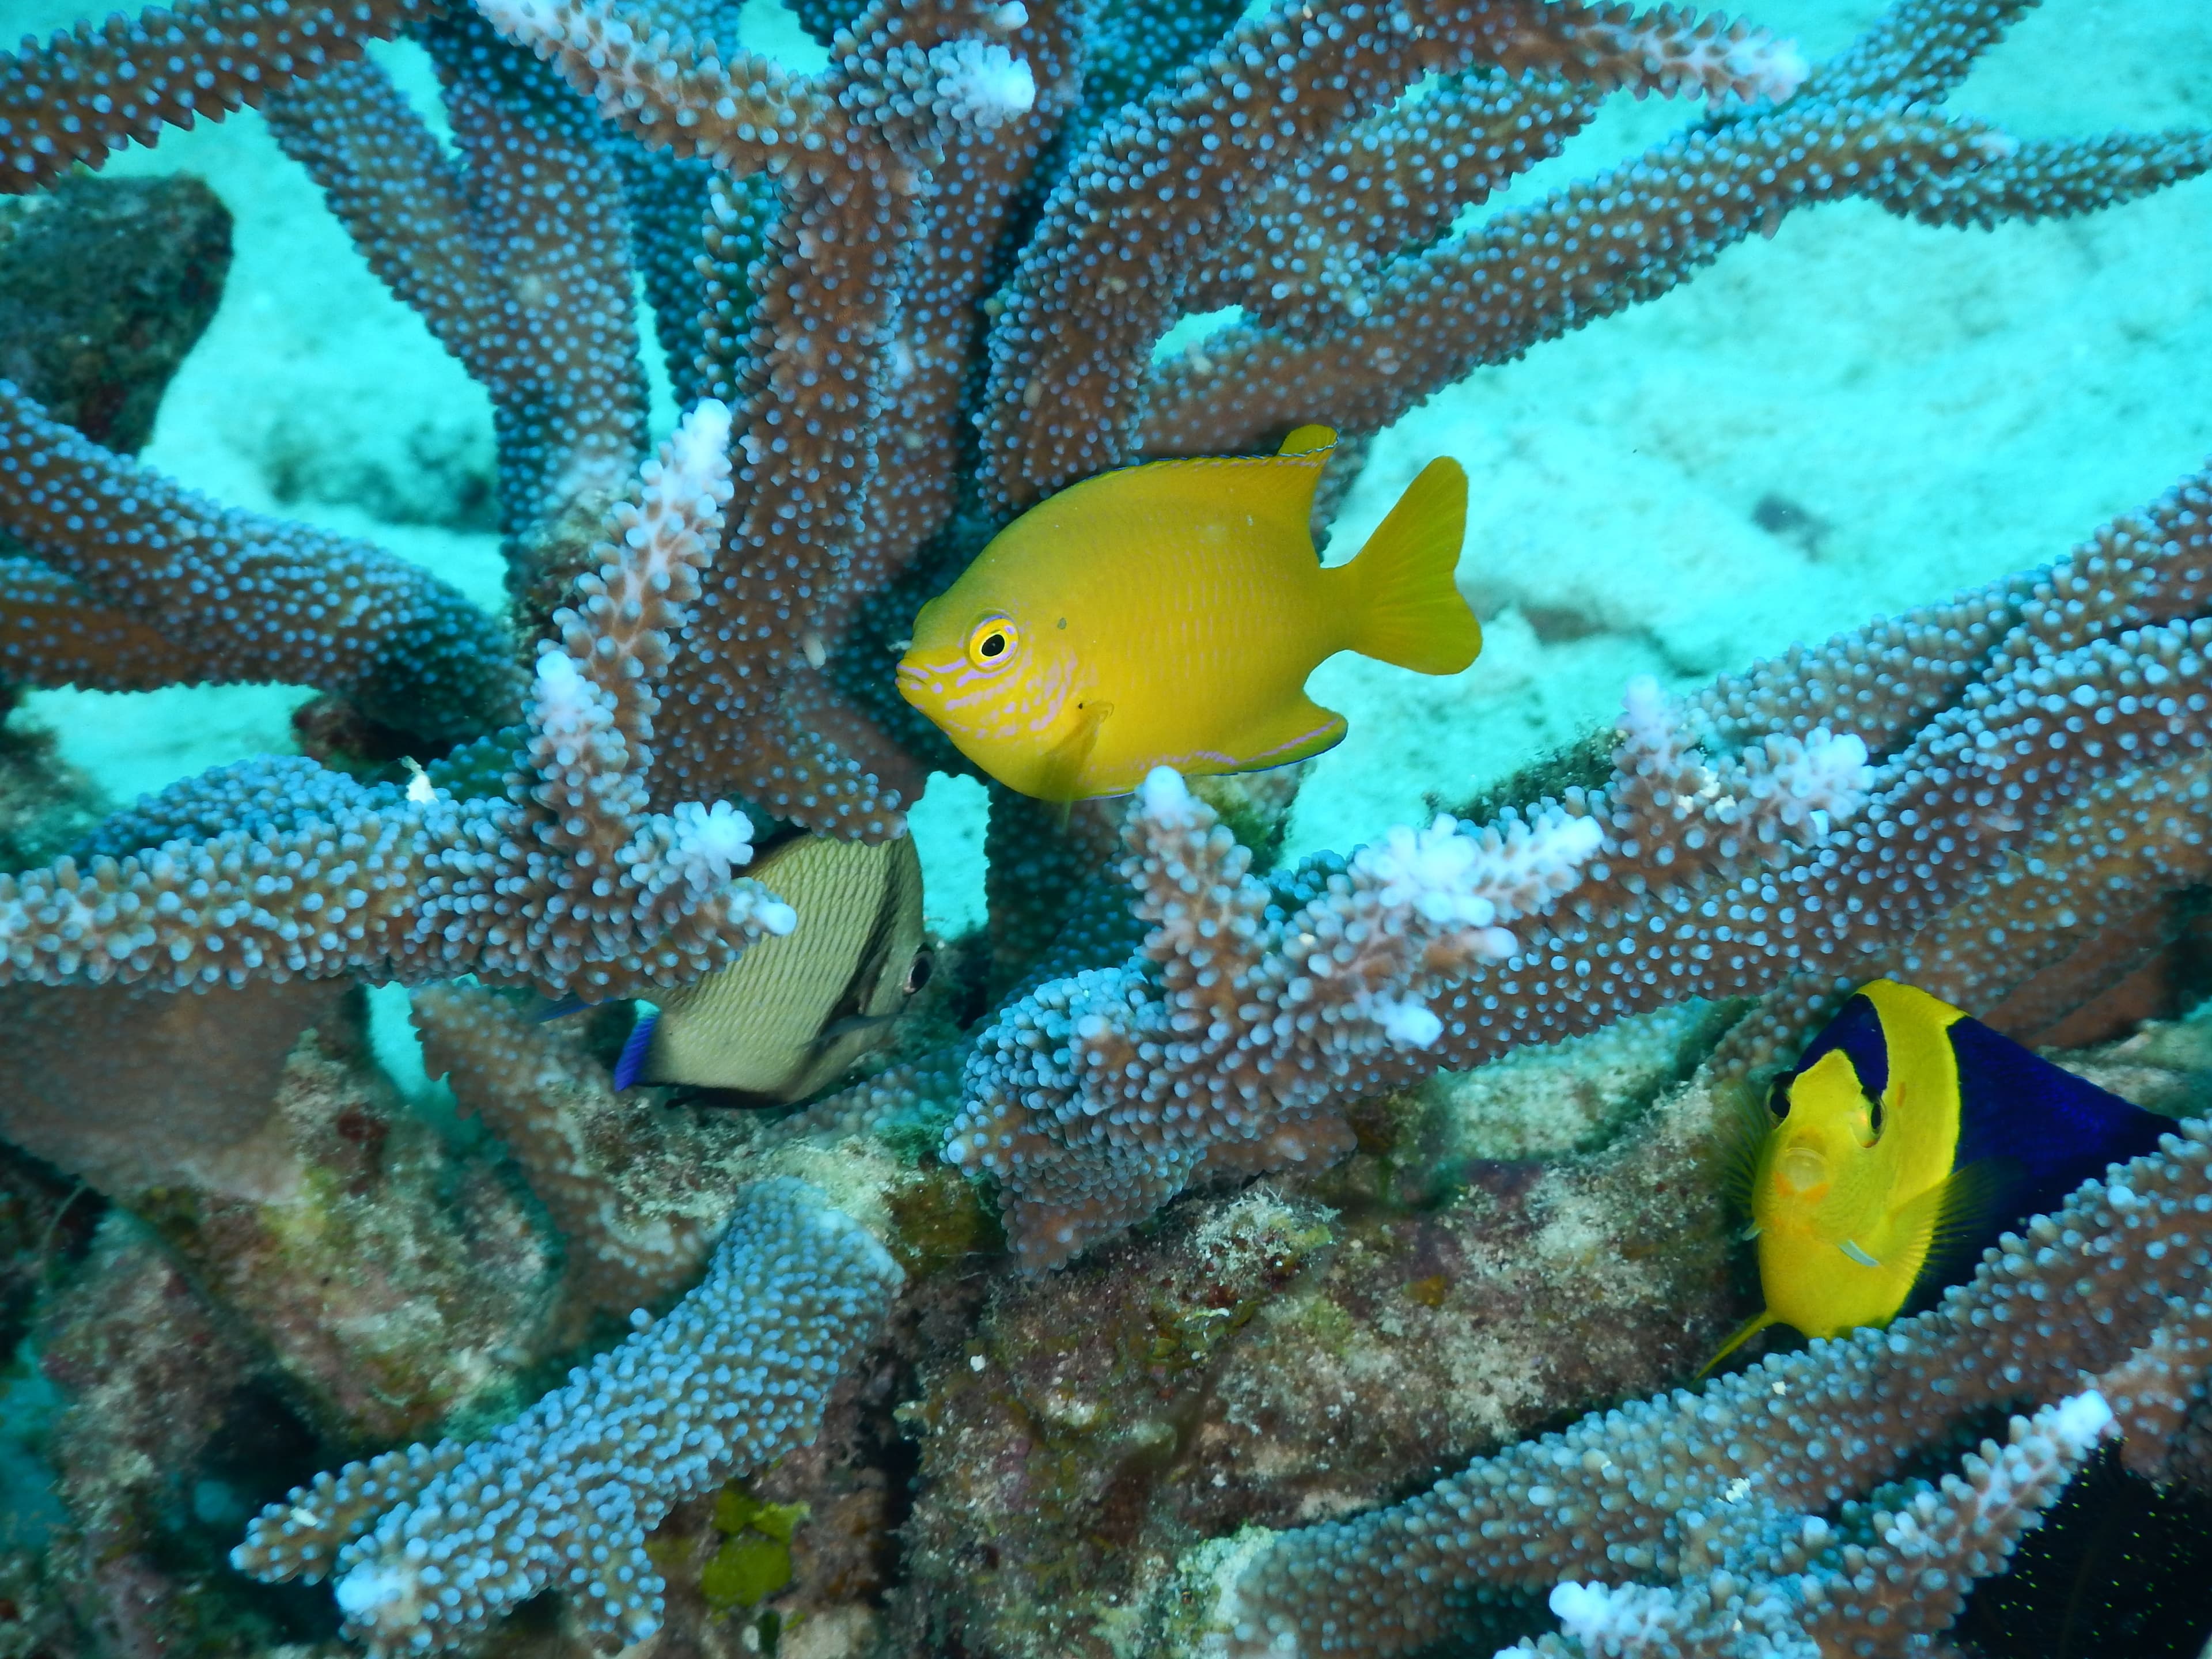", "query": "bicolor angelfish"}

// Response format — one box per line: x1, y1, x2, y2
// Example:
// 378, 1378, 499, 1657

615, 831, 930, 1104
895, 426, 1482, 802
1707, 978, 2171, 1372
